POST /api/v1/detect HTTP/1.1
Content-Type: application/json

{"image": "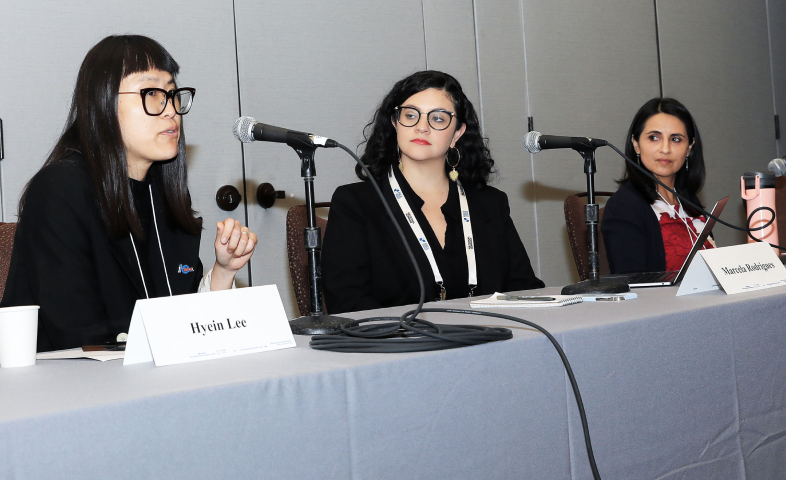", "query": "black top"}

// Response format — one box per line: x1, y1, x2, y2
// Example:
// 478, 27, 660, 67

601, 180, 703, 274
1, 154, 203, 351
129, 177, 169, 299
321, 168, 544, 314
